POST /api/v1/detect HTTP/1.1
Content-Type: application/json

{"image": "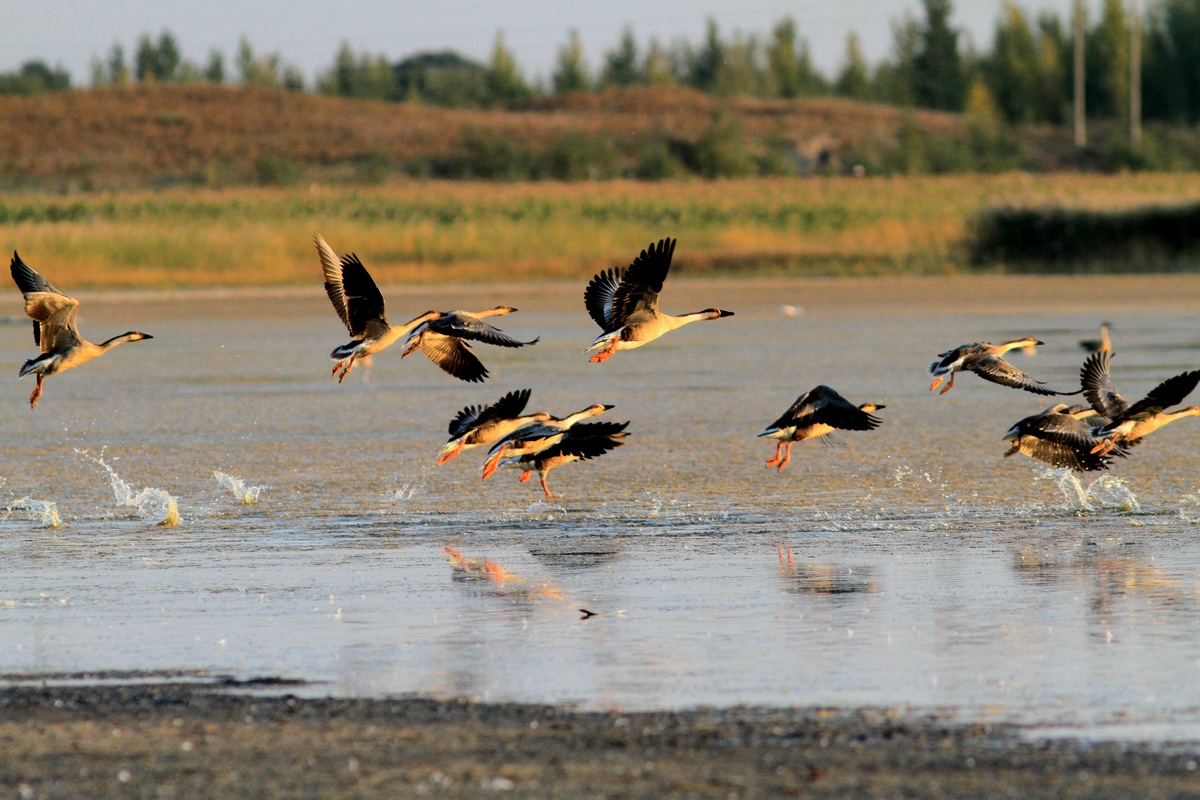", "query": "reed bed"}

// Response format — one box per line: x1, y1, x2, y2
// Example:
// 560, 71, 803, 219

4, 173, 1200, 289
